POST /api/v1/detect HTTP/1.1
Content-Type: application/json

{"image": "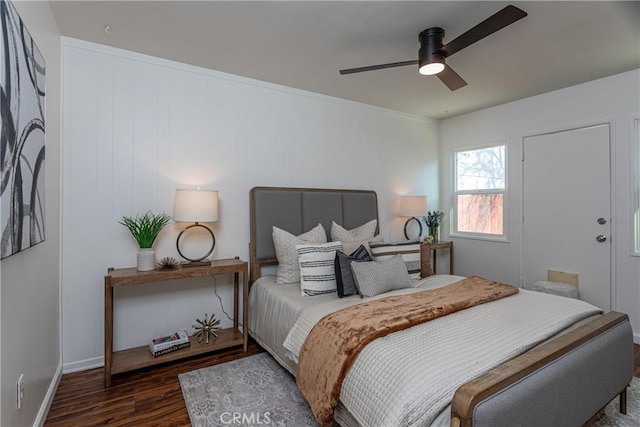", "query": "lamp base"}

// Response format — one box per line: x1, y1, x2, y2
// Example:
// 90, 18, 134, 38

180, 260, 212, 268
404, 217, 424, 240
176, 223, 216, 264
